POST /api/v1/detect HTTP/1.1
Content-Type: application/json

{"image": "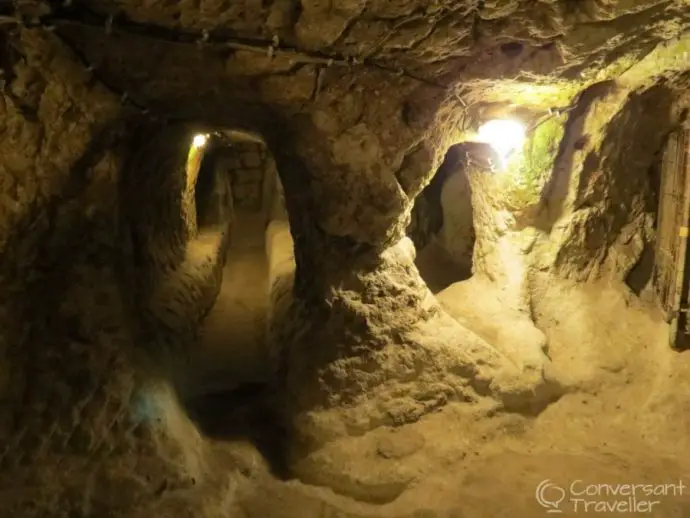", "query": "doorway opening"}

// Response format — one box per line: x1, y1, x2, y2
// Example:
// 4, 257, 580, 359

409, 144, 475, 293
182, 130, 292, 397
